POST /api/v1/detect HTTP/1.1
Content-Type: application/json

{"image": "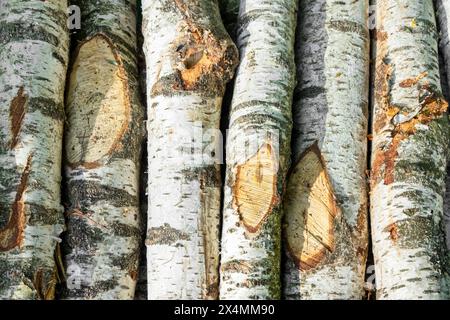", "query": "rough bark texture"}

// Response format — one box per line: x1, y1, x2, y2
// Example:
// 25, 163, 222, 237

142, 0, 238, 300
62, 0, 144, 300
219, 0, 298, 300
371, 0, 450, 299
283, 0, 370, 300
436, 0, 450, 268
436, 0, 450, 89
133, 0, 148, 301
0, 0, 69, 299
